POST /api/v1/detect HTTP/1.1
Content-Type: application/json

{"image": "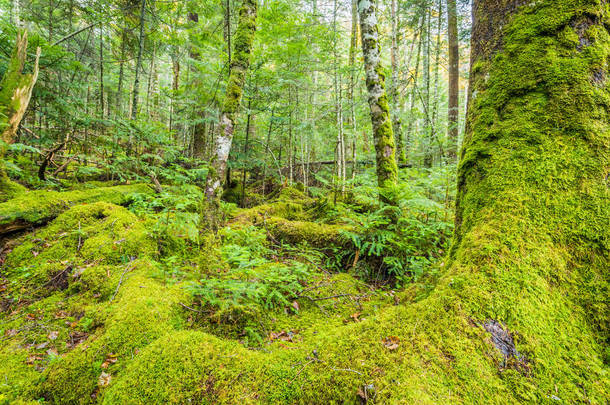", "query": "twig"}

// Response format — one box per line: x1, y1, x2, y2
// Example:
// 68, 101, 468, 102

296, 295, 329, 315
179, 302, 202, 313
328, 366, 363, 375
52, 22, 98, 46
109, 263, 136, 302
